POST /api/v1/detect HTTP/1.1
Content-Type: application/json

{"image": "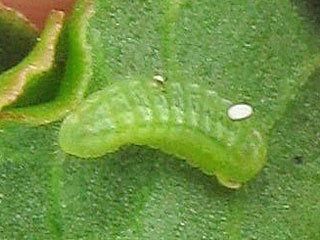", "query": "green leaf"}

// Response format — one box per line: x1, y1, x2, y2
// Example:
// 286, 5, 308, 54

0, 10, 64, 111
0, 0, 319, 238
0, 0, 94, 124
0, 4, 38, 72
